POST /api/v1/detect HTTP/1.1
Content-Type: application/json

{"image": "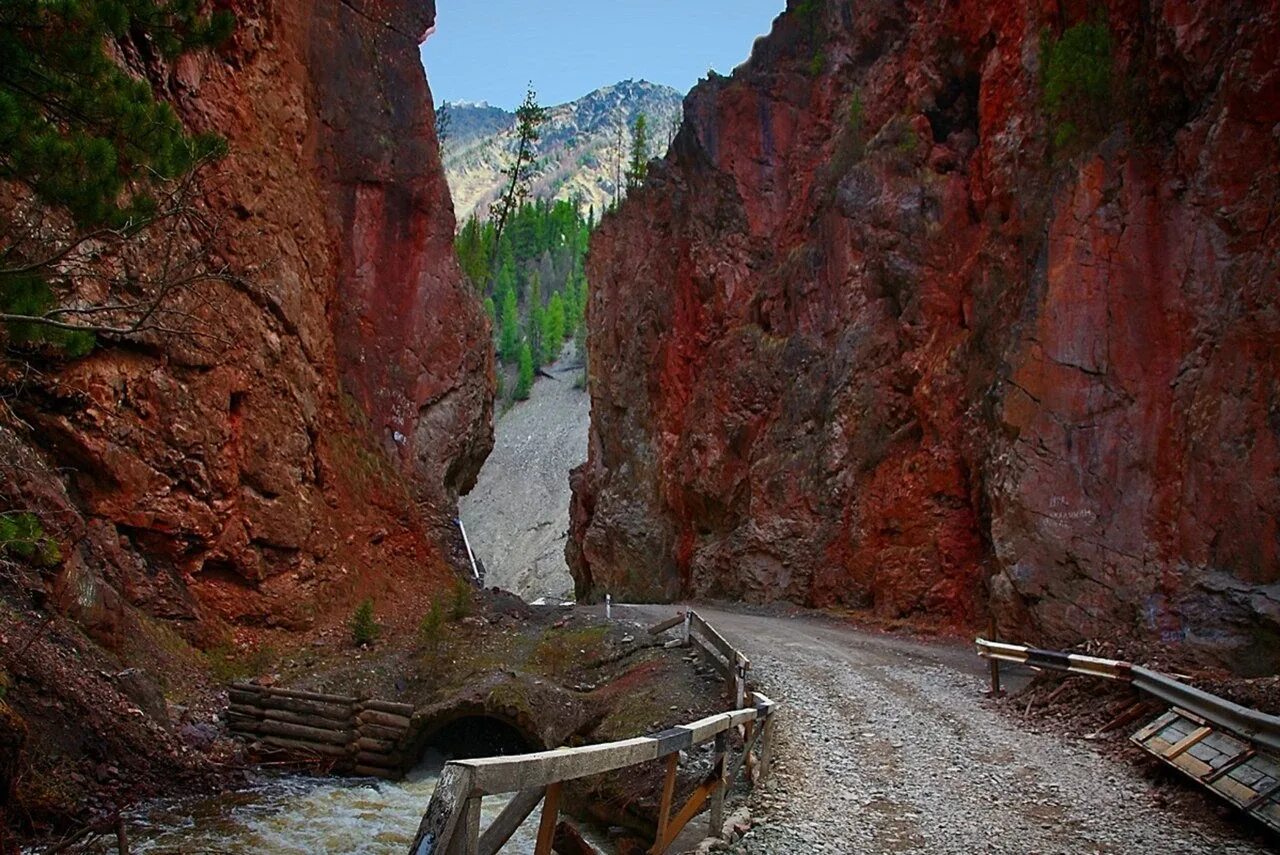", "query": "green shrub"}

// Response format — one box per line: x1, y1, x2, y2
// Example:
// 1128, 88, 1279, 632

0, 512, 61, 567
1042, 21, 1114, 149
449, 580, 473, 622
350, 598, 380, 646
418, 599, 446, 654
